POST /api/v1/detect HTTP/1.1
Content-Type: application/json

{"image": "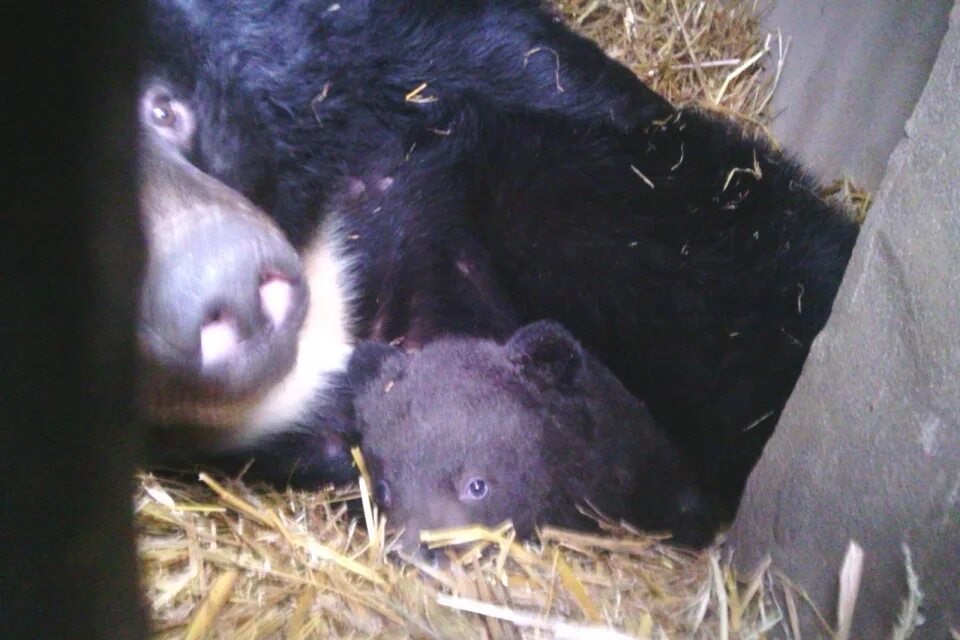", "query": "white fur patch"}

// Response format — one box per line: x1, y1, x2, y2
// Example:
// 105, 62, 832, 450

226, 214, 357, 446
